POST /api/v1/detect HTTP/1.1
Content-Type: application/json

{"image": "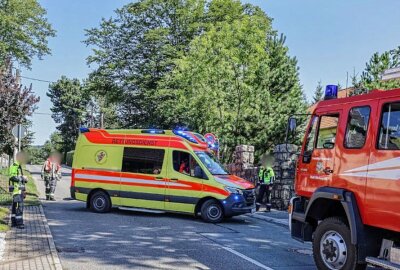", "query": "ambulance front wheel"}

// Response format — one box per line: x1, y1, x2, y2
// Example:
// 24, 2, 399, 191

90, 190, 111, 213
200, 199, 223, 223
